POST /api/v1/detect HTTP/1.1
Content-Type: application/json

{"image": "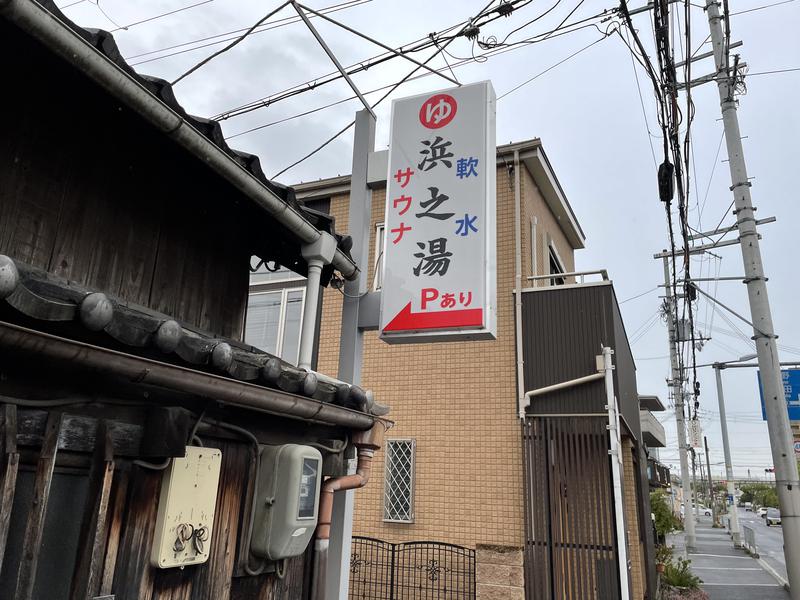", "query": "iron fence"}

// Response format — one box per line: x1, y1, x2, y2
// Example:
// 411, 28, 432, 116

349, 537, 475, 599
